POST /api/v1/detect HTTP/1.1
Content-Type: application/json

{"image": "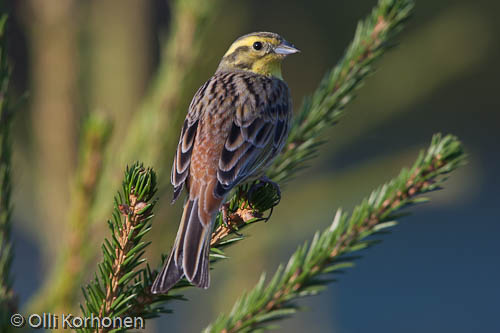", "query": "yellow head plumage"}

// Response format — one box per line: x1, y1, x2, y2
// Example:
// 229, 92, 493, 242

217, 32, 299, 79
